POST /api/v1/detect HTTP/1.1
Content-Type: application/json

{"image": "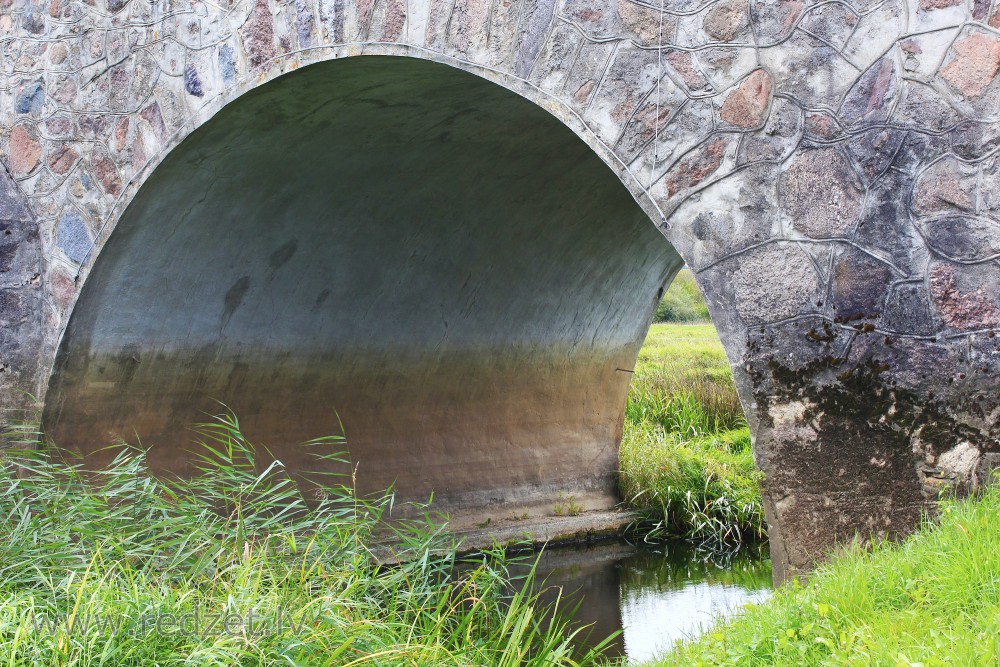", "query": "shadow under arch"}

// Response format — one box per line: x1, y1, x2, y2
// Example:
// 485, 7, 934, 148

42, 55, 685, 523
